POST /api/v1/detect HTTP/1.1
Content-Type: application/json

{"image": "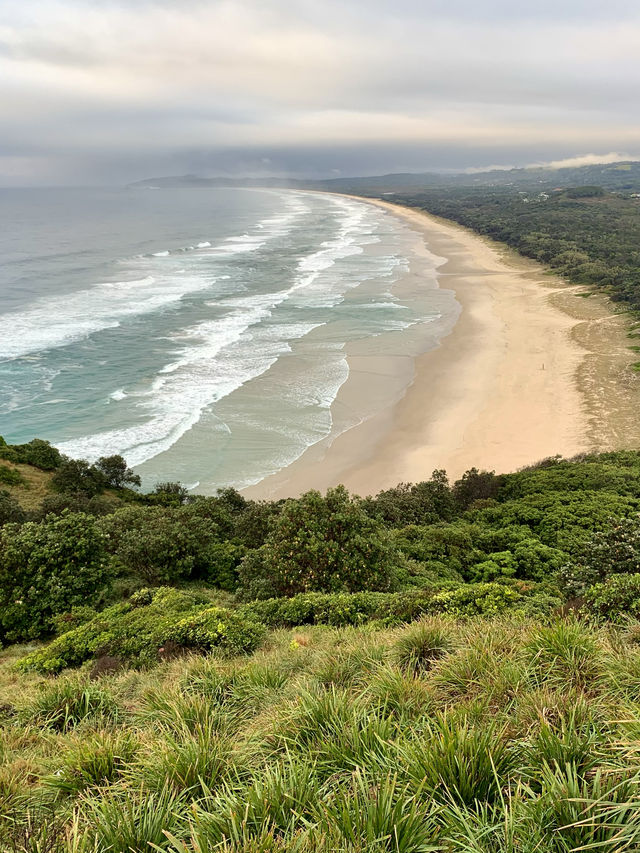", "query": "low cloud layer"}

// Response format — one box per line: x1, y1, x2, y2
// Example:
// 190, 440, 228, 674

1, 0, 639, 184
